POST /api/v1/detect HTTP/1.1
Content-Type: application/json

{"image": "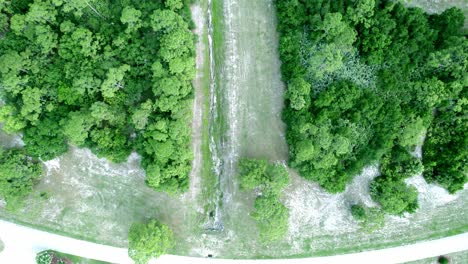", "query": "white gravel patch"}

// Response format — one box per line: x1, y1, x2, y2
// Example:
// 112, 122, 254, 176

406, 175, 462, 208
